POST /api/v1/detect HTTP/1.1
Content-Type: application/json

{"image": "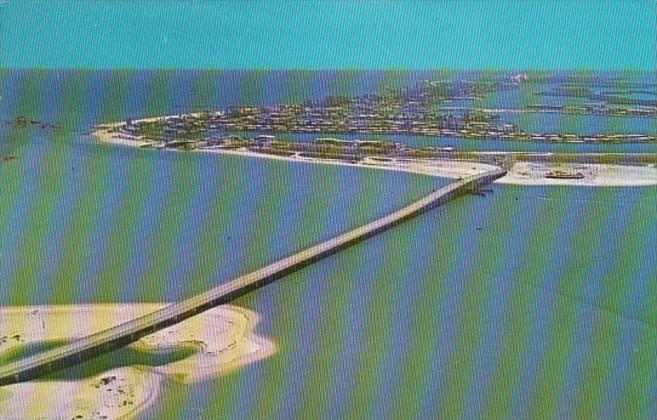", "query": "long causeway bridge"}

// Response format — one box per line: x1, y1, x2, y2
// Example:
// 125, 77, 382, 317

0, 167, 507, 386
